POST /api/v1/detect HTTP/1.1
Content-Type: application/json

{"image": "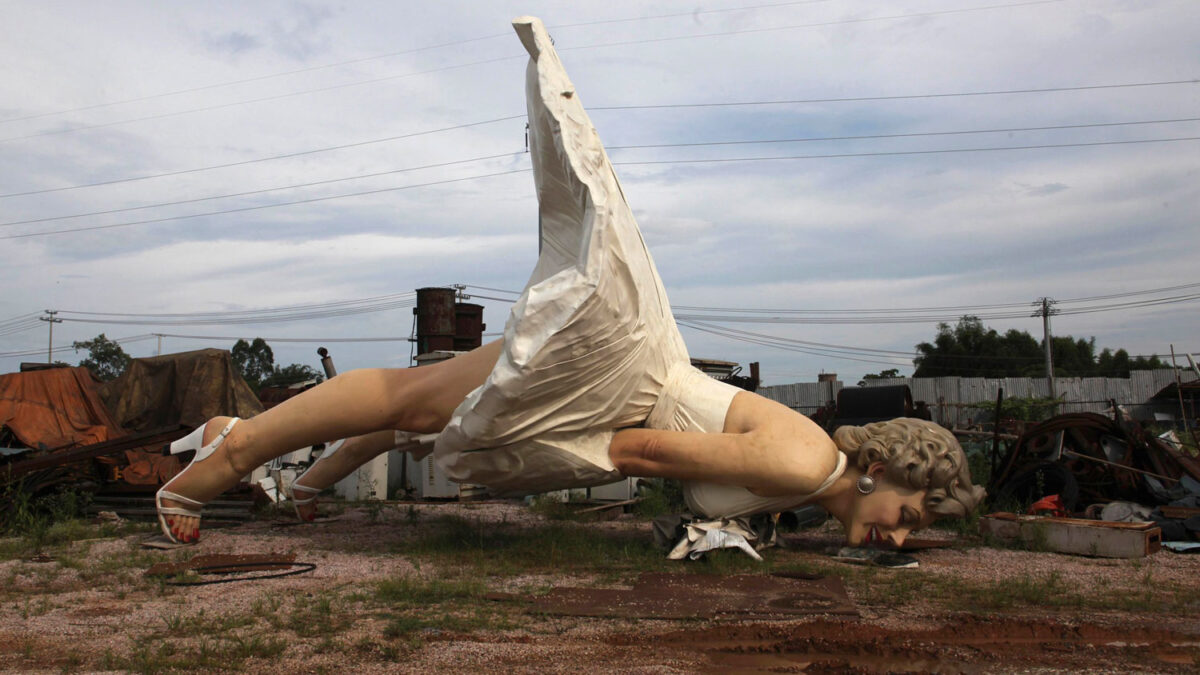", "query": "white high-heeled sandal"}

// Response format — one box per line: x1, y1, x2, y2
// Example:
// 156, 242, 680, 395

156, 418, 239, 544
289, 438, 345, 521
